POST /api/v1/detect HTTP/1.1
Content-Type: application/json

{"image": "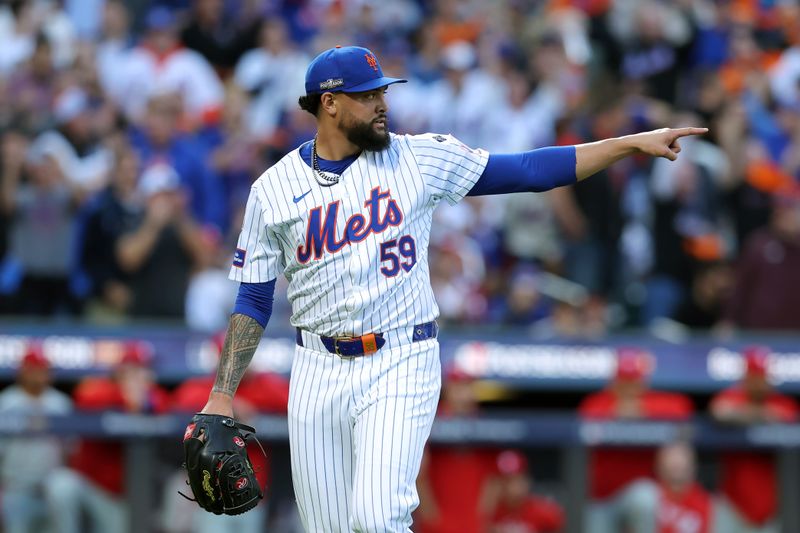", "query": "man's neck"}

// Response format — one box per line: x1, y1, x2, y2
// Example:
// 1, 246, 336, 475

21, 385, 45, 398
664, 481, 691, 496
315, 127, 360, 161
